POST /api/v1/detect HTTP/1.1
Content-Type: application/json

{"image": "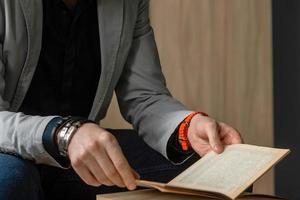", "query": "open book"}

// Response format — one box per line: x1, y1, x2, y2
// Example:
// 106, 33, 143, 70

97, 144, 290, 200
